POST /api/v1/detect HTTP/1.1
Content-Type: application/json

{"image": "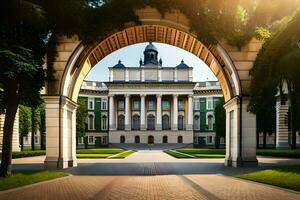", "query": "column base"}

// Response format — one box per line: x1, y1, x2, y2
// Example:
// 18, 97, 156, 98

156, 124, 162, 131
141, 124, 146, 131
44, 157, 77, 169
186, 124, 193, 131
125, 124, 131, 131
225, 157, 258, 167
